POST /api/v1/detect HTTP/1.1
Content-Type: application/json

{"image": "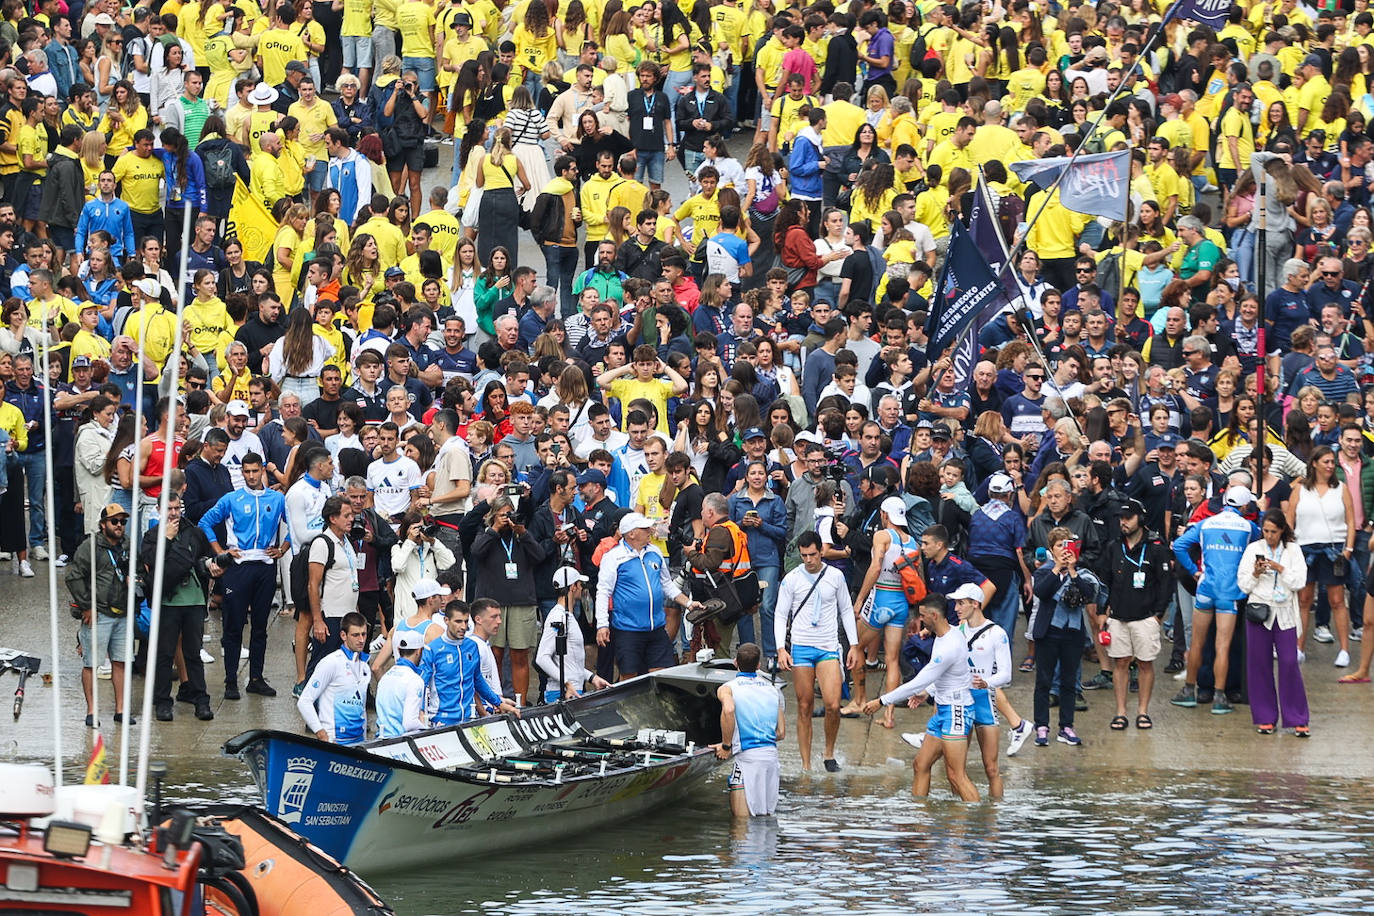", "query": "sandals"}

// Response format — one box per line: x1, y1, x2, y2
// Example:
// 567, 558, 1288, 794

1018, 657, 1035, 673
1337, 674, 1372, 684
1256, 724, 1275, 735
1136, 714, 1153, 730
1110, 715, 1129, 730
